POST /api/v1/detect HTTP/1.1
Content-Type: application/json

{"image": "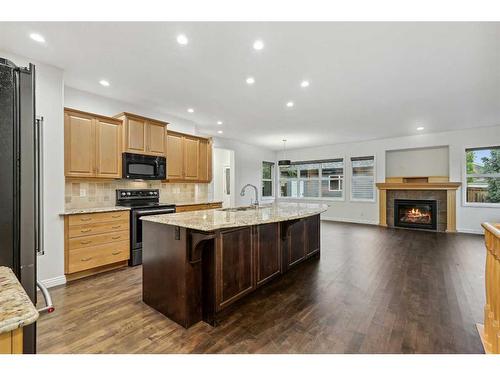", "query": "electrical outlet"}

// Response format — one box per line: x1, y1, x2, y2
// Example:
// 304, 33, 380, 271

80, 188, 86, 197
